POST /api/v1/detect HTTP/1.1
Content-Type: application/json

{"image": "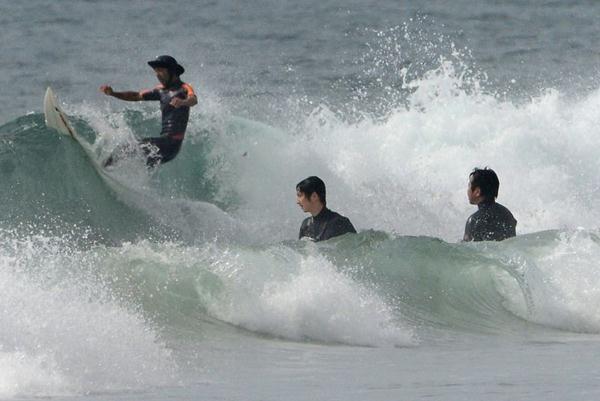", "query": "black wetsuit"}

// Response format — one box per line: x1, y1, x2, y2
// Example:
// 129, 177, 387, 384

104, 80, 195, 167
139, 80, 194, 166
464, 200, 517, 242
299, 208, 357, 242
